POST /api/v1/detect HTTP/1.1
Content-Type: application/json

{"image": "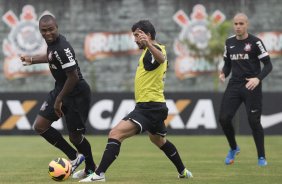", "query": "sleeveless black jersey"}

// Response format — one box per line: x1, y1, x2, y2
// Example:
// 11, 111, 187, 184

47, 34, 84, 92
223, 34, 270, 82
